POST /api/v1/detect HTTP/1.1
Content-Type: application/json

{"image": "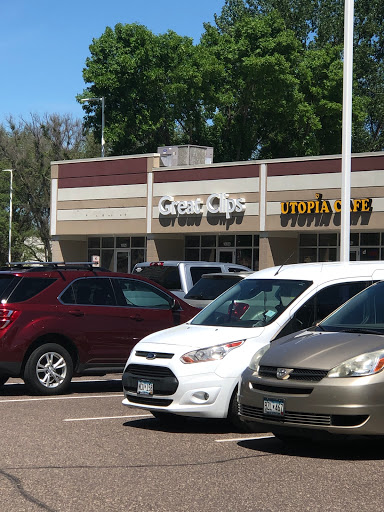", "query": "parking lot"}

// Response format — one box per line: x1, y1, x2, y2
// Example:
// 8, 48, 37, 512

1, 376, 384, 512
